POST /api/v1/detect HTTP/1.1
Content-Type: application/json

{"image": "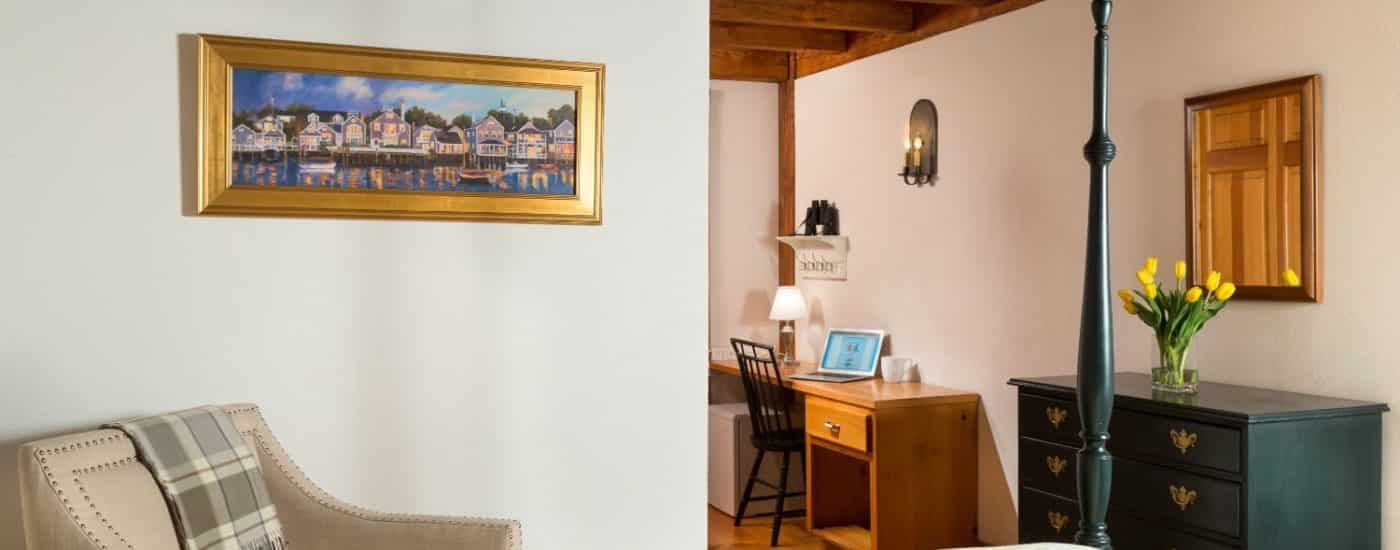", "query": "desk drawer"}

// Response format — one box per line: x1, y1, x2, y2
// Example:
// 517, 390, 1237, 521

1111, 458, 1241, 538
806, 396, 870, 453
1019, 437, 1078, 499
1112, 408, 1241, 473
1020, 394, 1080, 446
1019, 487, 1078, 543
